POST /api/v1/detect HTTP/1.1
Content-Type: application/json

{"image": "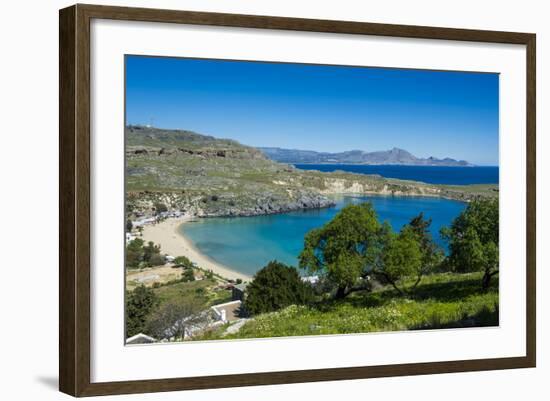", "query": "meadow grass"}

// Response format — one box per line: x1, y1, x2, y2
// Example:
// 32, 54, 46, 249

219, 272, 498, 339
153, 278, 233, 308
